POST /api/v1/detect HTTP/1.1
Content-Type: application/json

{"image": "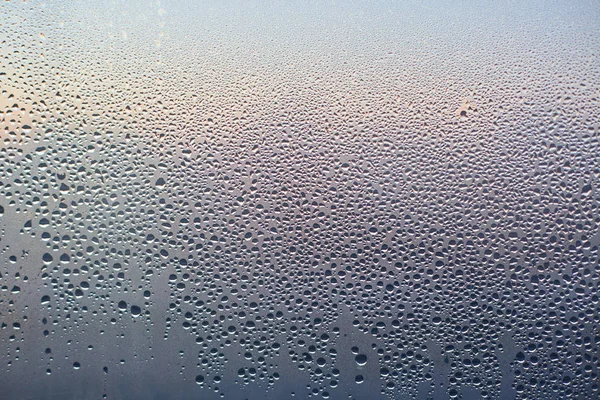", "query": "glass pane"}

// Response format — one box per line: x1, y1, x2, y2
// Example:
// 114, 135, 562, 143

1, 1, 598, 399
